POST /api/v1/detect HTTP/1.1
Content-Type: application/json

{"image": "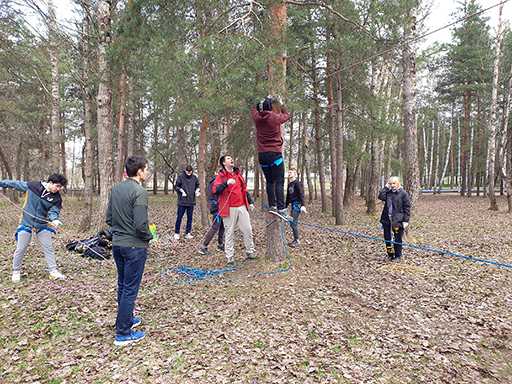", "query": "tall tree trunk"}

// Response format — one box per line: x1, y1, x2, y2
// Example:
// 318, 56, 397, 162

334, 77, 344, 225
96, 0, 115, 227
49, 0, 60, 174
266, 0, 287, 262
115, 68, 127, 183
79, 0, 94, 231
402, 3, 420, 204
327, 46, 337, 218
153, 110, 158, 195
437, 122, 452, 193
126, 80, 135, 157
197, 116, 209, 226
311, 47, 327, 212
500, 45, 512, 211
487, 3, 503, 211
